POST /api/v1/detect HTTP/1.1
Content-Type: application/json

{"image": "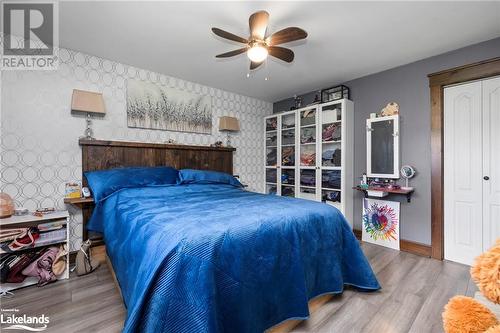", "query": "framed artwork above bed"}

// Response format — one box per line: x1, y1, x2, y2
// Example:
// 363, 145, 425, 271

126, 79, 212, 134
